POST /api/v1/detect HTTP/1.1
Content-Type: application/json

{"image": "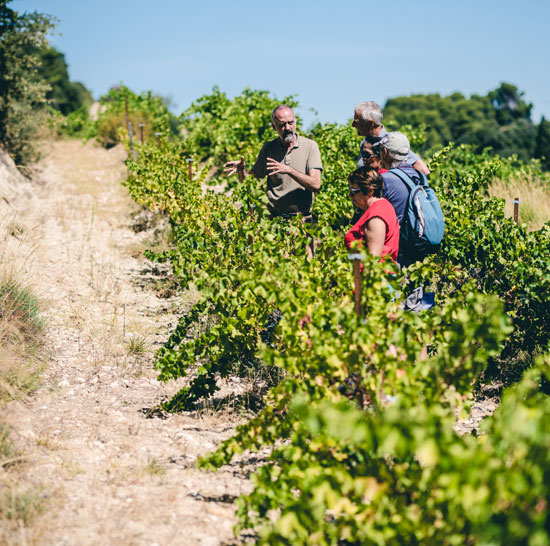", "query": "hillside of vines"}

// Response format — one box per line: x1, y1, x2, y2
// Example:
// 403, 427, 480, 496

104, 86, 550, 544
